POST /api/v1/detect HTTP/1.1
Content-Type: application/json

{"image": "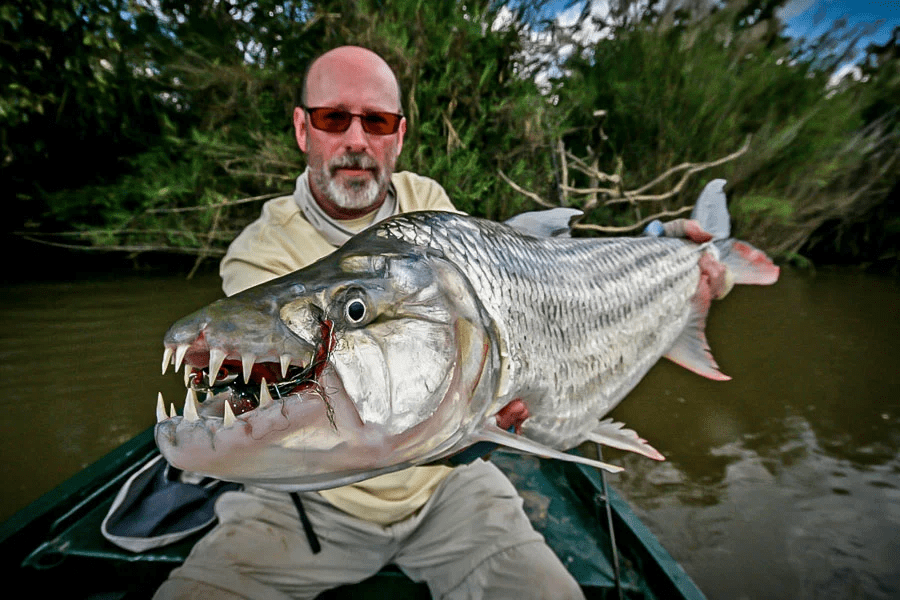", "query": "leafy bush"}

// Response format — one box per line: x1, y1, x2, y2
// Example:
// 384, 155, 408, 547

4, 0, 898, 271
